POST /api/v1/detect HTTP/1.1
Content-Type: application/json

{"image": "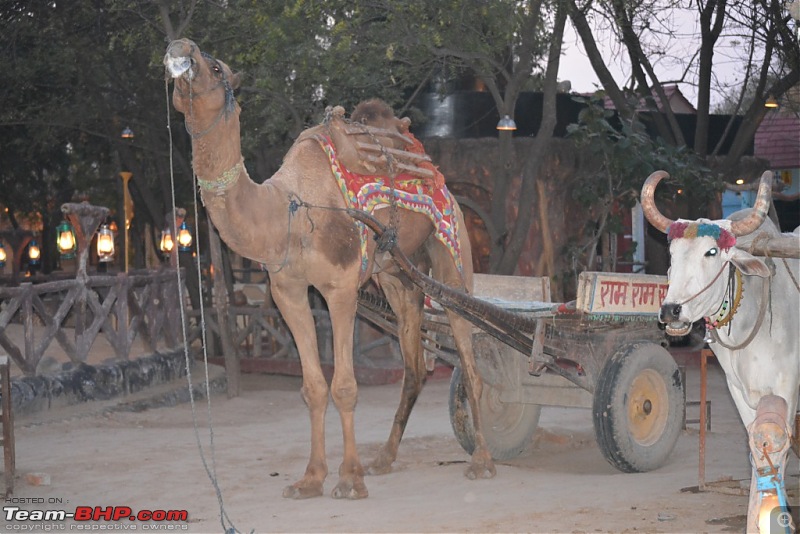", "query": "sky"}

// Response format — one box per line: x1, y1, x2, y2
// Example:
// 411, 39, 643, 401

556, 7, 748, 109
